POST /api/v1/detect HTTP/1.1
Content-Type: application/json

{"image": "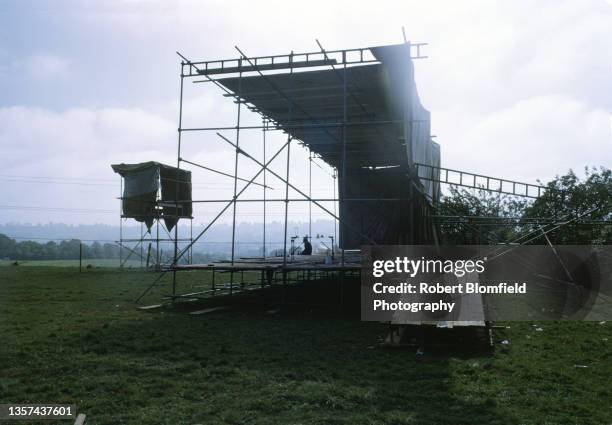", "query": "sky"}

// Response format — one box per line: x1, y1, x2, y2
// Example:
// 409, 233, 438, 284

0, 0, 611, 228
